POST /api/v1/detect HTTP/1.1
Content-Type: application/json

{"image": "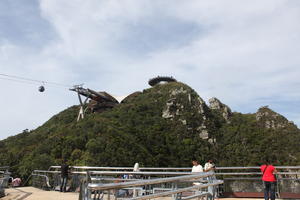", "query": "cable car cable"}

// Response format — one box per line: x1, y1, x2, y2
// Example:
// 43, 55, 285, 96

0, 76, 39, 85
0, 73, 73, 88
